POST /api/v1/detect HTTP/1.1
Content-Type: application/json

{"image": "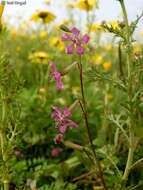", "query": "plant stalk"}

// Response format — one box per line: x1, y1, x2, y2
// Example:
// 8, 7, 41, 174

120, 0, 134, 183
78, 56, 107, 190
